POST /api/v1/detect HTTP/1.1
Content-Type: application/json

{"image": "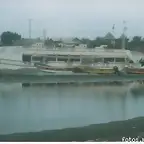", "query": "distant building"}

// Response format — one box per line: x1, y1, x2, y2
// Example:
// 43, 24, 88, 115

75, 44, 87, 49
104, 32, 115, 40
104, 32, 116, 47
59, 38, 82, 48
32, 42, 44, 48
95, 45, 108, 49
13, 38, 43, 47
